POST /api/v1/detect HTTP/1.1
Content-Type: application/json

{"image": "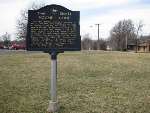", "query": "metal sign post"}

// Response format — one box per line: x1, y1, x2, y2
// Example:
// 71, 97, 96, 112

47, 51, 59, 112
